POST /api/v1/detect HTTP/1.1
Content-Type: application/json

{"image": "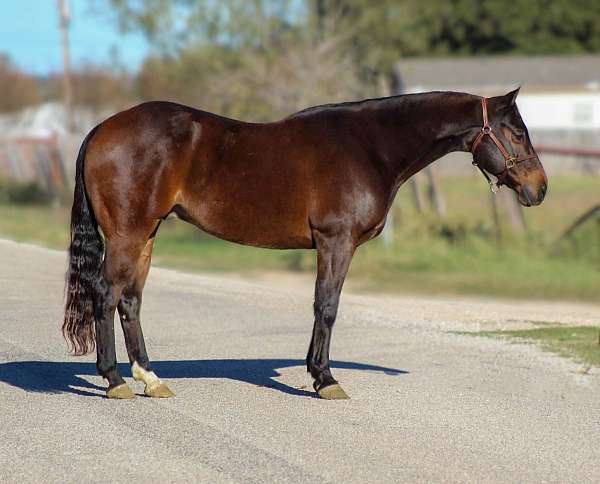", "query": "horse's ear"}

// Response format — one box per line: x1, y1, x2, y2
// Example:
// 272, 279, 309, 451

503, 87, 520, 107
491, 87, 520, 113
